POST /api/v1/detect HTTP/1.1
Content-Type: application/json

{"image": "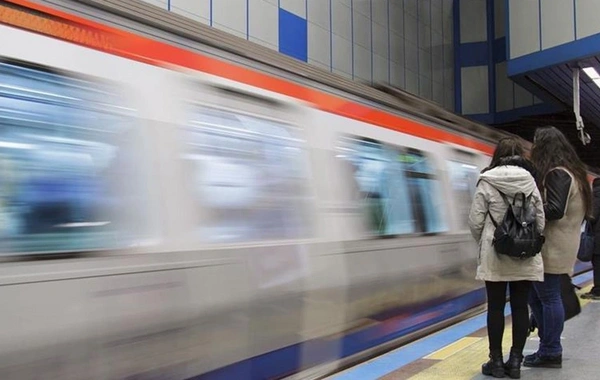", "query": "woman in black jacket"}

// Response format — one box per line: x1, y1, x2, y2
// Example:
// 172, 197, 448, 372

582, 178, 600, 300
526, 126, 592, 369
